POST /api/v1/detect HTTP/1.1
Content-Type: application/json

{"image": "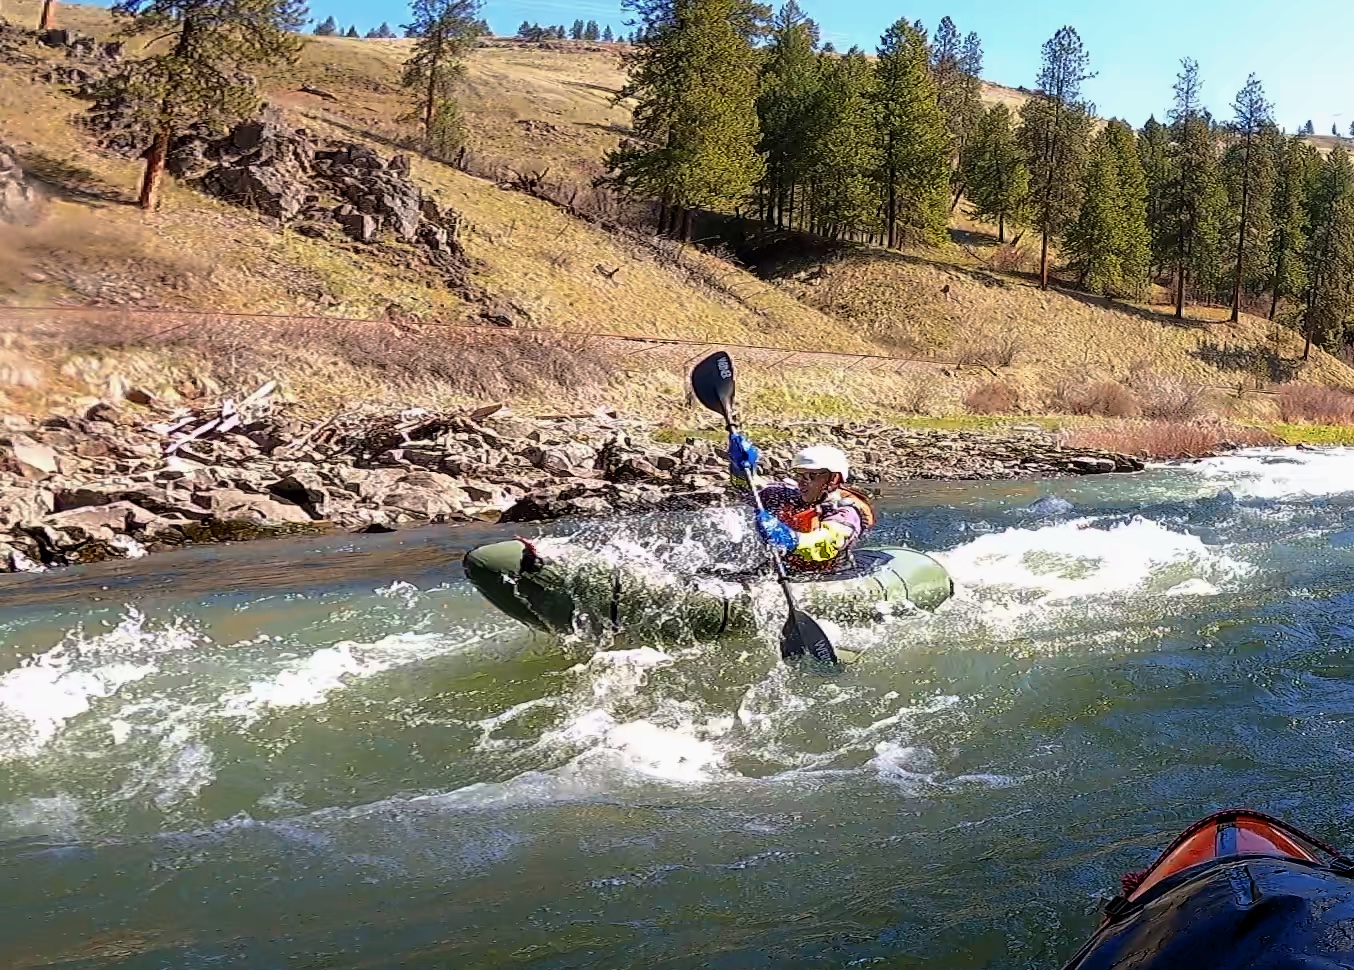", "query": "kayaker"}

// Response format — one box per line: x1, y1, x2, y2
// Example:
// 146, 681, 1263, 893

727, 435, 875, 573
